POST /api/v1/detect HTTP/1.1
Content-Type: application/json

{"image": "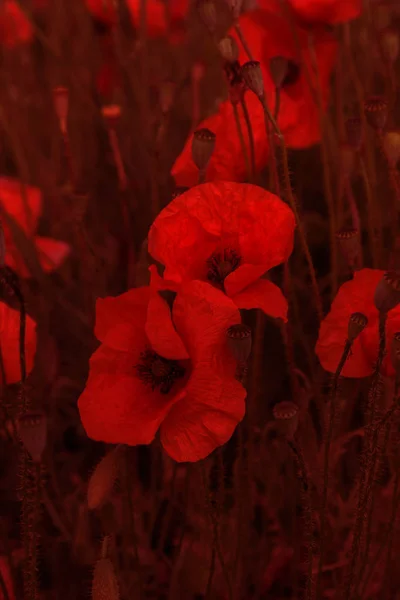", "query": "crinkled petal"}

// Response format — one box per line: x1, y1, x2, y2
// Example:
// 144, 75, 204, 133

0, 177, 41, 236
232, 279, 288, 321
78, 345, 186, 446
34, 236, 70, 272
315, 269, 384, 378
146, 266, 189, 360
0, 302, 36, 384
